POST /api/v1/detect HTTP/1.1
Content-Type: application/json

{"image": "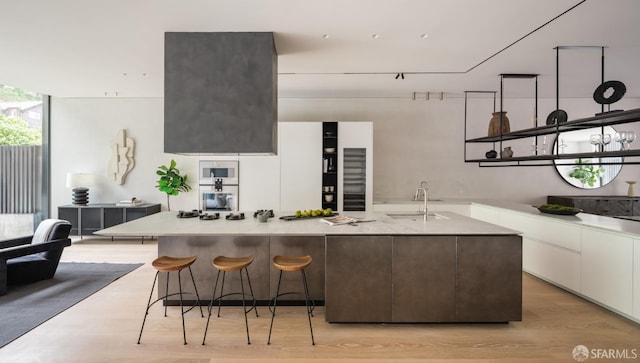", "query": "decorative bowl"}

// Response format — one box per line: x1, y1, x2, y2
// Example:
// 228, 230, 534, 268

535, 204, 582, 215
324, 147, 336, 153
